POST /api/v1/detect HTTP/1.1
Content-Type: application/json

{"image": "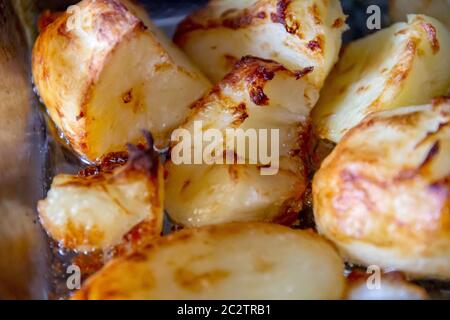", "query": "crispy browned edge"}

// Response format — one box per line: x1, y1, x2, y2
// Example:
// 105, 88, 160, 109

173, 0, 341, 52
